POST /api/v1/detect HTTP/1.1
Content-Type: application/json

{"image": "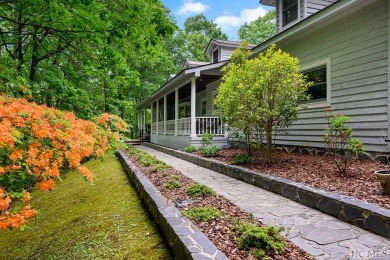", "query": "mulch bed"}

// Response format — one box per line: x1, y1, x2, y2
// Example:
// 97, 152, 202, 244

194, 148, 390, 209
125, 150, 313, 260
